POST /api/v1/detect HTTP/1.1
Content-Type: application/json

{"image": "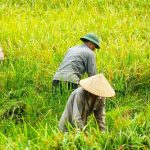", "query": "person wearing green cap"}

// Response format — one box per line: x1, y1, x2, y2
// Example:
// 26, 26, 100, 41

52, 33, 100, 94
